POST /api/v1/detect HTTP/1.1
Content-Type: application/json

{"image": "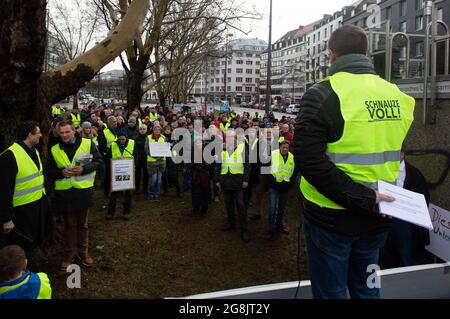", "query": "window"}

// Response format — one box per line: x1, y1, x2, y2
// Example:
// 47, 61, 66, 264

330, 25, 333, 35
236, 68, 243, 74
210, 87, 214, 91
324, 28, 328, 38
216, 78, 220, 83
227, 77, 231, 83
237, 60, 244, 65
313, 34, 316, 43
437, 8, 443, 21
400, 21, 407, 33
246, 53, 253, 58
386, 6, 392, 20
246, 61, 253, 65
256, 61, 260, 65
236, 77, 243, 82
228, 68, 232, 74
221, 61, 226, 66
246, 69, 253, 74
245, 78, 253, 83
415, 0, 424, 10
245, 87, 252, 92
215, 70, 220, 74
400, 1, 407, 17
255, 69, 260, 75
210, 71, 215, 76
415, 41, 424, 57
216, 62, 220, 66
415, 16, 423, 31
216, 86, 220, 91
236, 86, 243, 92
